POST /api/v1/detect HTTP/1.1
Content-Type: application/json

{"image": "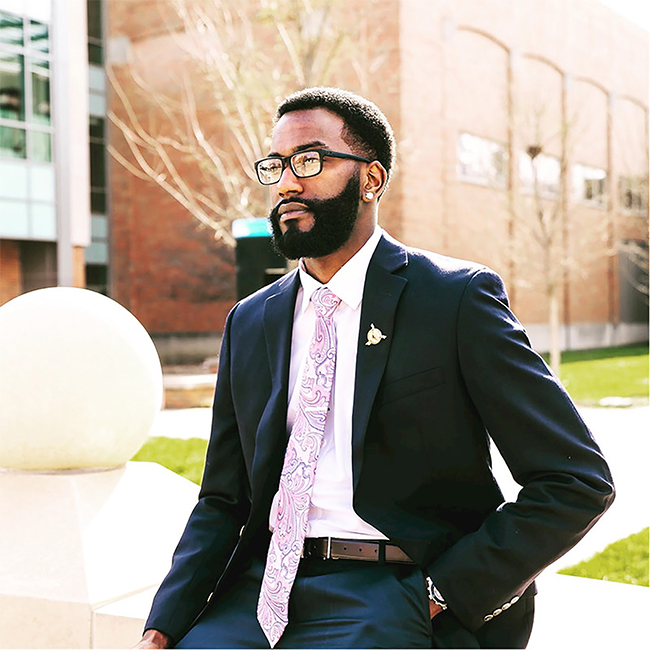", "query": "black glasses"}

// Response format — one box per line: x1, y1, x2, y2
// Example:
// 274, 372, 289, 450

254, 149, 372, 185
